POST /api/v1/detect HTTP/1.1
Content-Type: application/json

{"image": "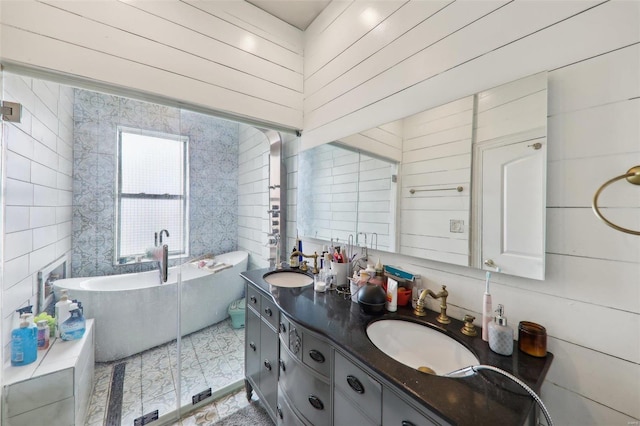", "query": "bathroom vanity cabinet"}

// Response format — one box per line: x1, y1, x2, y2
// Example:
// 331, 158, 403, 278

242, 270, 552, 426
245, 285, 279, 419
244, 280, 449, 426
